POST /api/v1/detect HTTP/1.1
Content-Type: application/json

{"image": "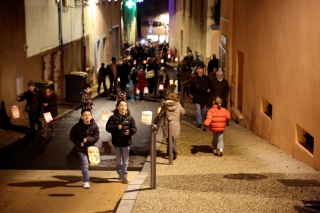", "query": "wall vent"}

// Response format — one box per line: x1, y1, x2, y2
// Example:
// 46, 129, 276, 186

261, 98, 272, 119
296, 124, 314, 155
